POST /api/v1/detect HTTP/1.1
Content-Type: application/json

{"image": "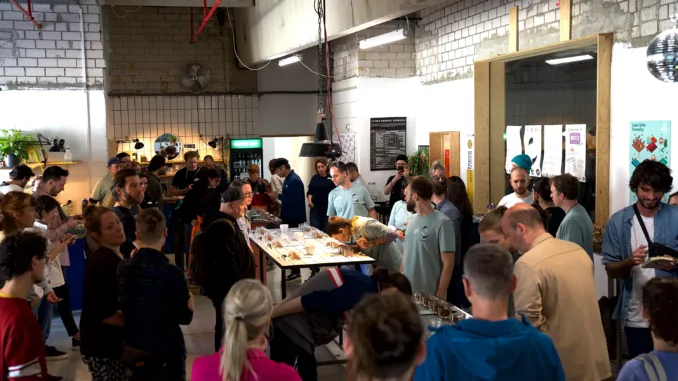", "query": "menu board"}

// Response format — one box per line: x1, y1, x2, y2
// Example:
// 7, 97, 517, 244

370, 117, 407, 171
